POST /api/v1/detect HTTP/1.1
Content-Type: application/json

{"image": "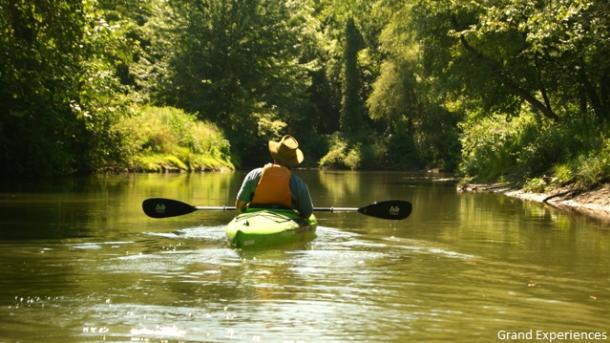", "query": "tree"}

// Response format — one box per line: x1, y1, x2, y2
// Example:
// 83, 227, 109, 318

0, 1, 86, 175
339, 17, 368, 137
140, 0, 317, 166
366, 2, 461, 170
409, 0, 610, 122
0, 0, 135, 175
